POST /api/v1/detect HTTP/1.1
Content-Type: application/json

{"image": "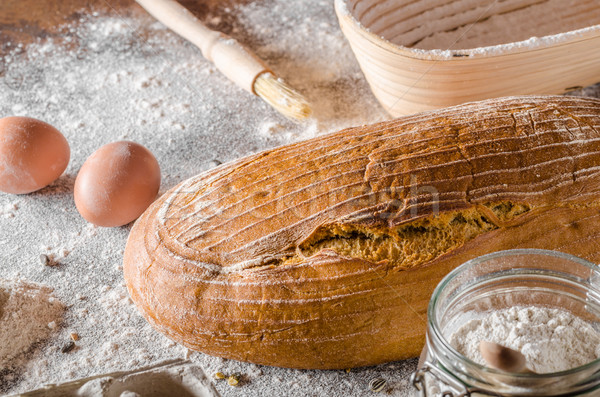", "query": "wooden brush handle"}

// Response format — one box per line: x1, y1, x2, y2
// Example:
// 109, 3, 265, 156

135, 0, 270, 94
